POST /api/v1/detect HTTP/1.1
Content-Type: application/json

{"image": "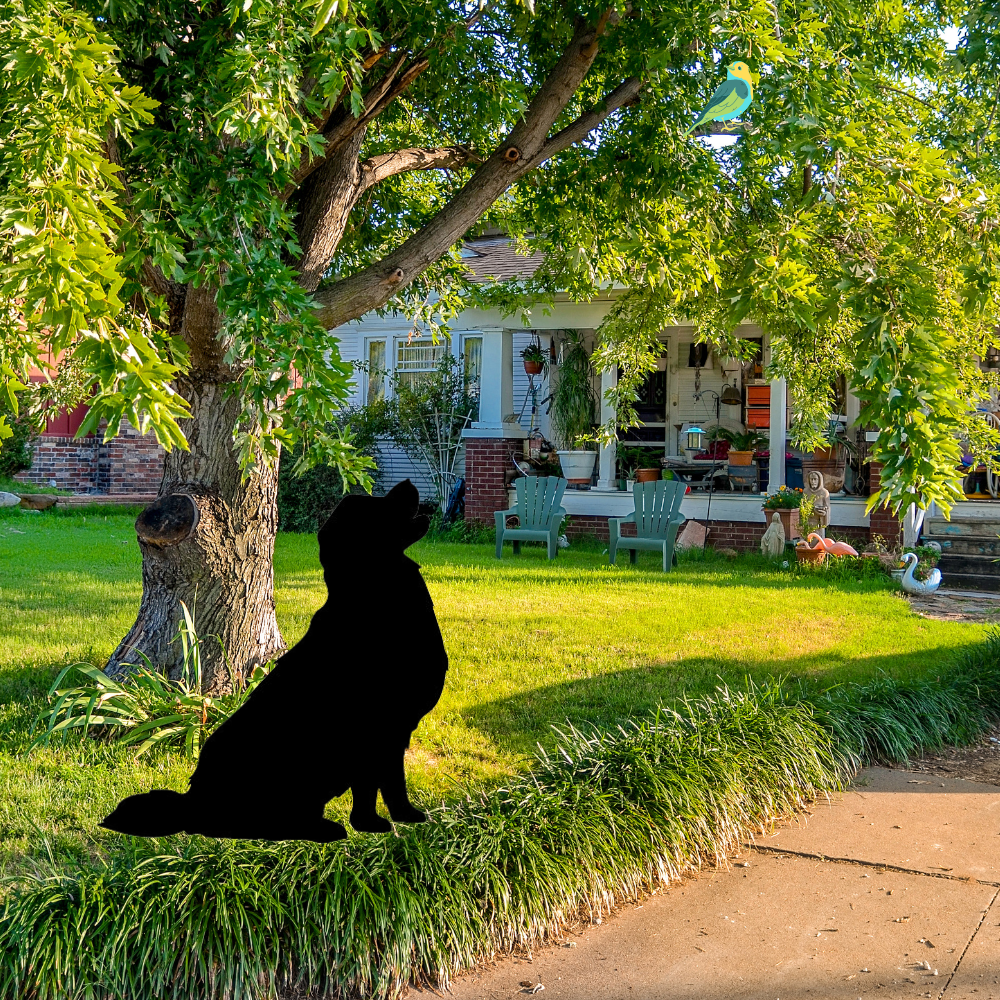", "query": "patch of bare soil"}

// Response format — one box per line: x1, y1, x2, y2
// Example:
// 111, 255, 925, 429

888, 727, 1000, 786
